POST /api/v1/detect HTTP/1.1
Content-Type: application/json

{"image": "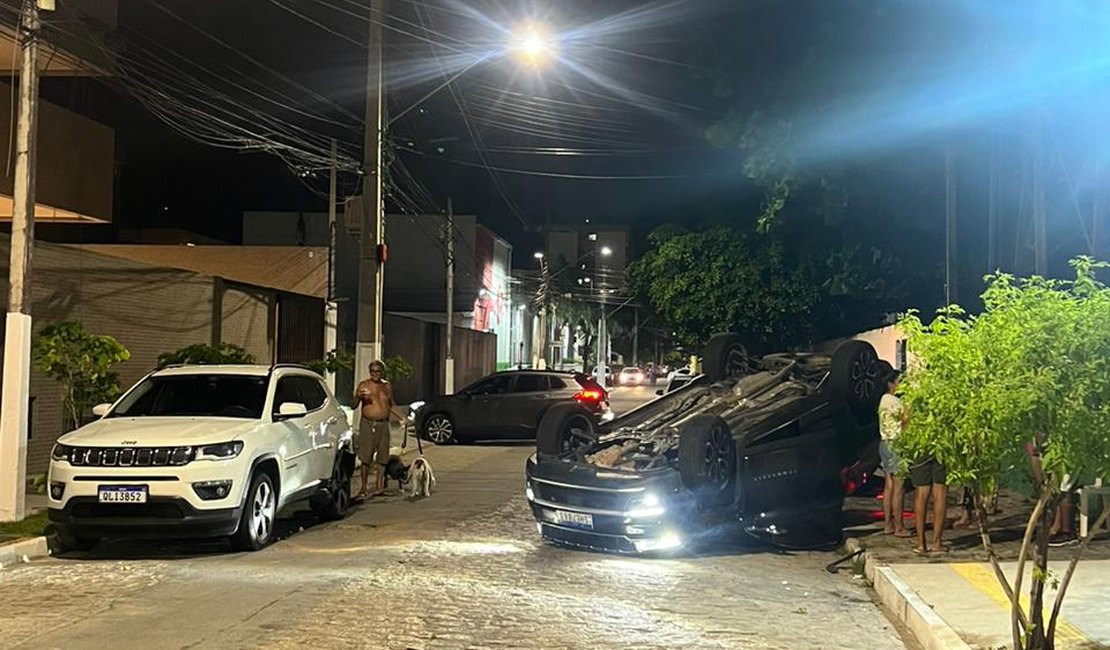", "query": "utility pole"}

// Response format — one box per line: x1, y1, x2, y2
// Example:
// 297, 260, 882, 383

356, 0, 386, 376
988, 131, 999, 273
324, 138, 338, 393
632, 307, 639, 366
1033, 115, 1047, 276
944, 138, 958, 305
1, 0, 47, 523
444, 197, 455, 393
